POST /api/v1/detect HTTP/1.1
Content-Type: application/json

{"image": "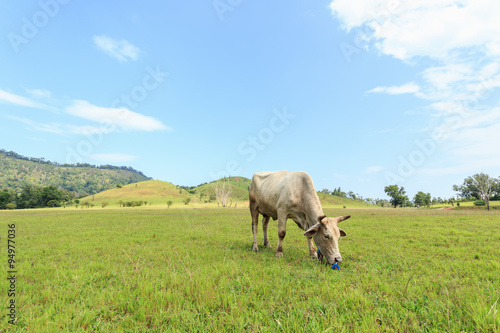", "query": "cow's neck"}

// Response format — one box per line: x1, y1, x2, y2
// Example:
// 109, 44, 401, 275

302, 192, 325, 229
